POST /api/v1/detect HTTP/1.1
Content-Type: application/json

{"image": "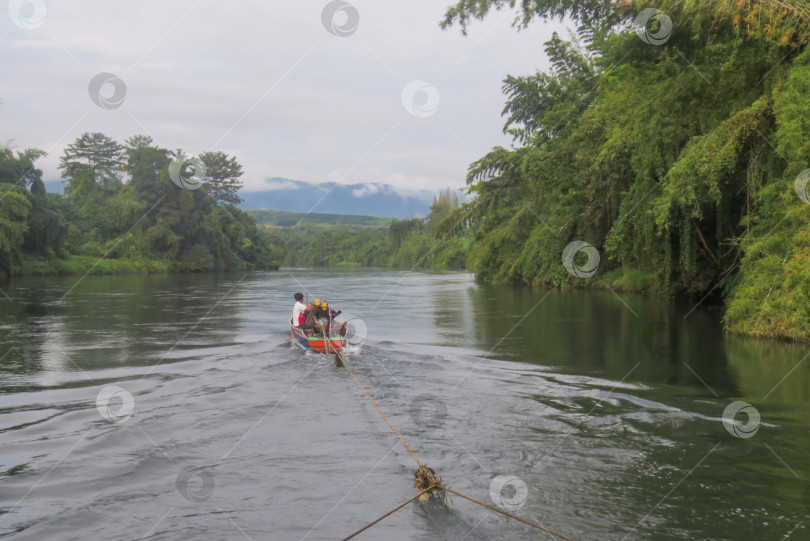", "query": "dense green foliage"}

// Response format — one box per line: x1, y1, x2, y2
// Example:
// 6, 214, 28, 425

0, 133, 279, 278
275, 189, 473, 270
441, 0, 810, 339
